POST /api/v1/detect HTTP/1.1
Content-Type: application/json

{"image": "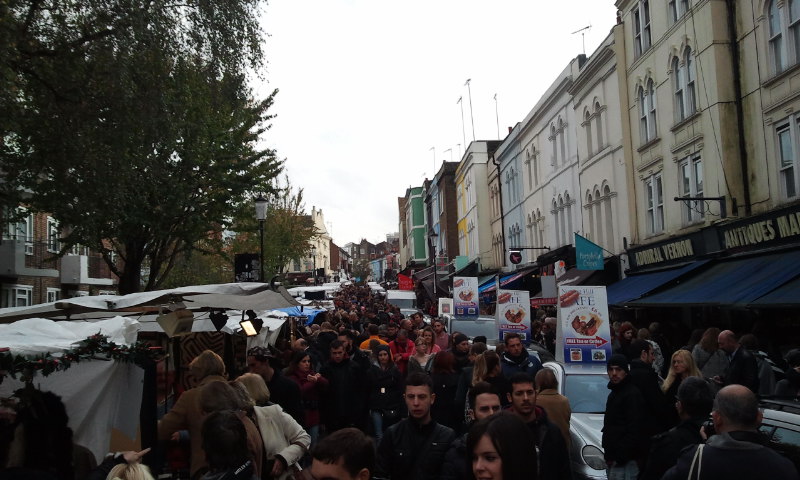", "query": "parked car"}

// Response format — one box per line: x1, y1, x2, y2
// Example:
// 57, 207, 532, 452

759, 399, 800, 472
543, 361, 609, 480
443, 314, 555, 362
399, 308, 432, 324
